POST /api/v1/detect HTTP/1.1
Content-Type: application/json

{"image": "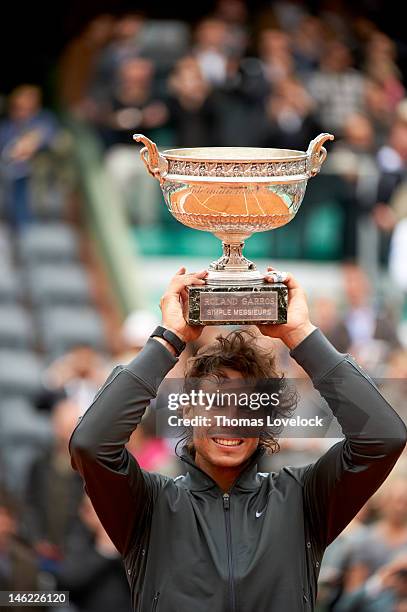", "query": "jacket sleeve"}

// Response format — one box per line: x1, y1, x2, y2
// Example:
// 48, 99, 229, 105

290, 328, 407, 550
68, 338, 178, 556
